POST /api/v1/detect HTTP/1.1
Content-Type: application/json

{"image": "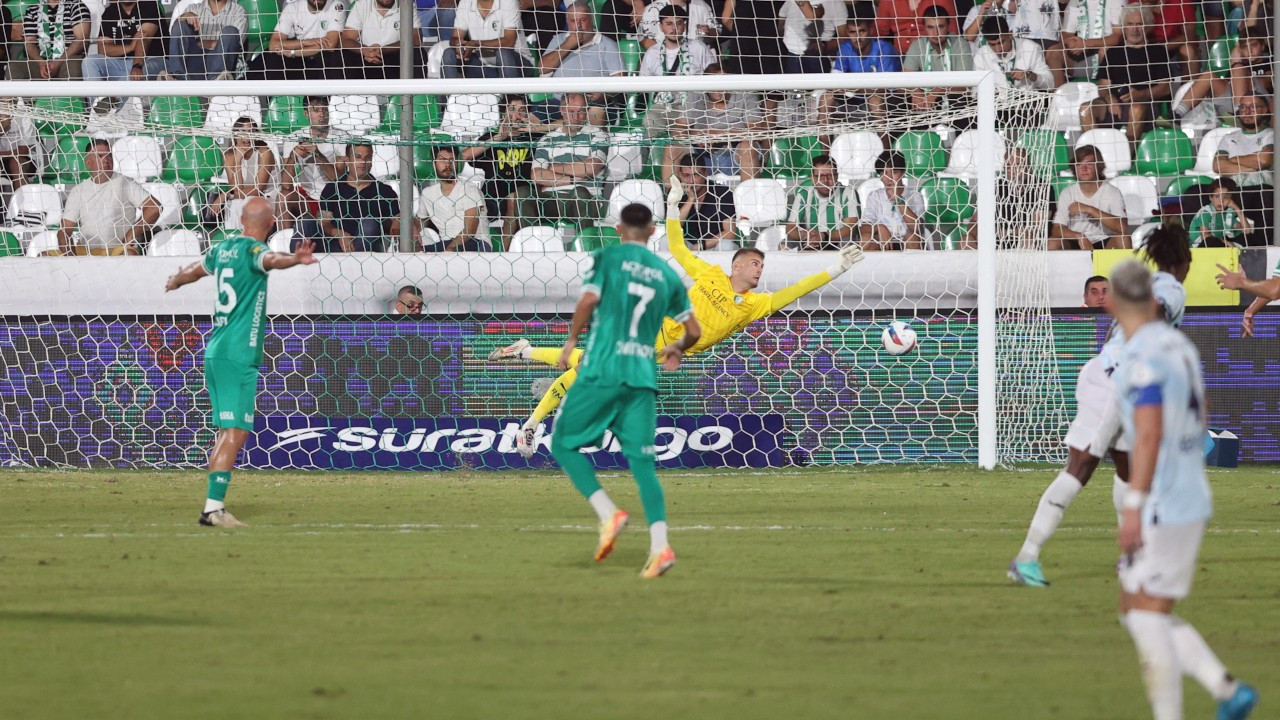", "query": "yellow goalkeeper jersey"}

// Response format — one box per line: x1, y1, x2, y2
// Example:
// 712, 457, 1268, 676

655, 220, 834, 356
